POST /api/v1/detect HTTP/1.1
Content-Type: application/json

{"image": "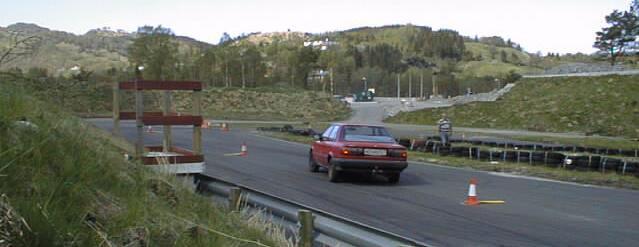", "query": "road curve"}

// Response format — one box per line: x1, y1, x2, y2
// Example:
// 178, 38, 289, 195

90, 119, 639, 247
